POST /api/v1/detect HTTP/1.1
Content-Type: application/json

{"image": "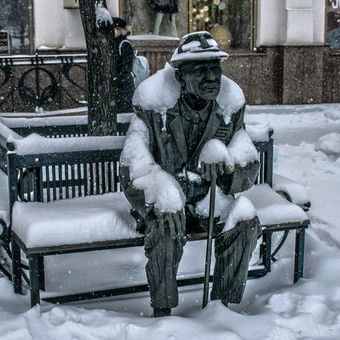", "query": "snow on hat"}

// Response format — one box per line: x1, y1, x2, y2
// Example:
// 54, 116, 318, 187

170, 31, 229, 68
